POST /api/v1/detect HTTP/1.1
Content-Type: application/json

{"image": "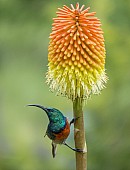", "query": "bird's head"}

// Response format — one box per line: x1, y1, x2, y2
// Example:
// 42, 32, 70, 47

27, 104, 65, 122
